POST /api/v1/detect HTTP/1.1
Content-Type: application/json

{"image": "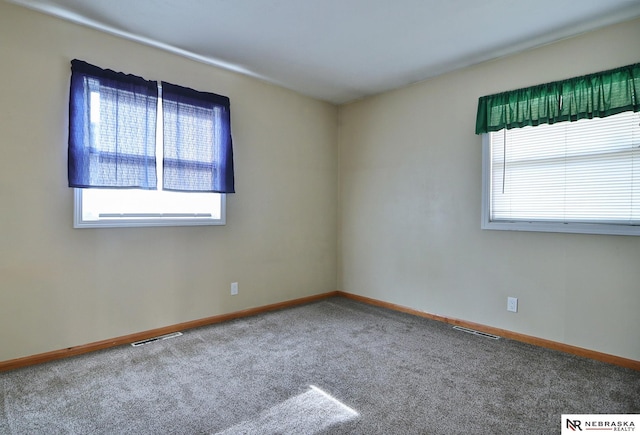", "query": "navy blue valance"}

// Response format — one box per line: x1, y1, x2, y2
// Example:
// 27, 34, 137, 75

68, 60, 235, 194
68, 59, 158, 189
162, 82, 235, 193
